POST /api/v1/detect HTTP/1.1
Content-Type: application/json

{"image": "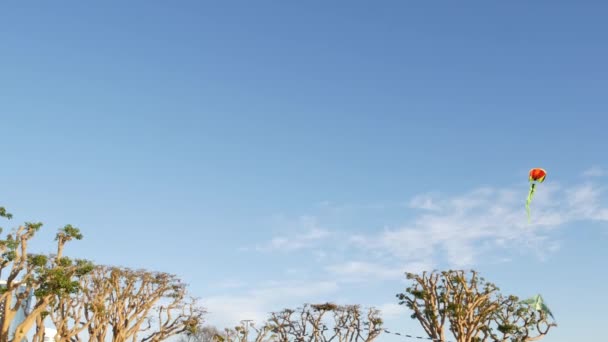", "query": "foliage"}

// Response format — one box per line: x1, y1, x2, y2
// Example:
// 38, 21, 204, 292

0, 205, 560, 342
0, 207, 93, 342
0, 205, 203, 342
179, 325, 223, 342
397, 270, 556, 342
267, 303, 383, 342
78, 265, 205, 342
